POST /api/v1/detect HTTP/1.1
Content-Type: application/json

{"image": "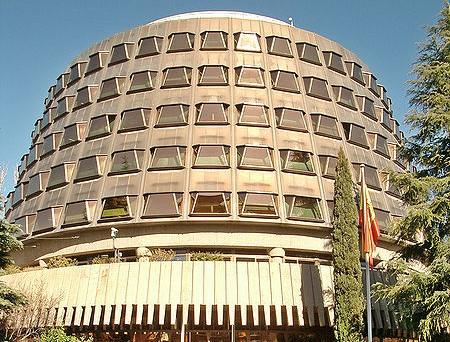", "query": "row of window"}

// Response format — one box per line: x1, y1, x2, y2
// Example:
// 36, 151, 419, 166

16, 192, 325, 235
45, 32, 391, 112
